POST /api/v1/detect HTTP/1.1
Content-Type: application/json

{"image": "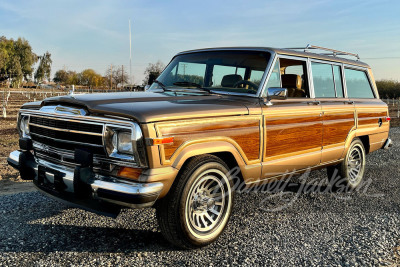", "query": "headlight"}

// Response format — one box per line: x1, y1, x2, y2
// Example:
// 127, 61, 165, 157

105, 126, 136, 160
116, 131, 133, 154
19, 115, 30, 137
104, 123, 147, 167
